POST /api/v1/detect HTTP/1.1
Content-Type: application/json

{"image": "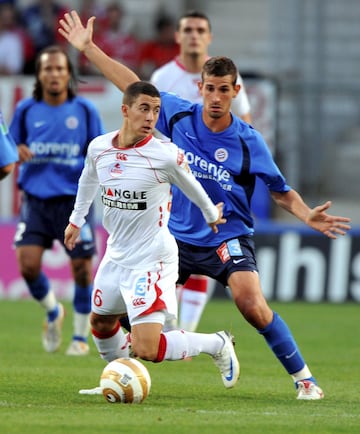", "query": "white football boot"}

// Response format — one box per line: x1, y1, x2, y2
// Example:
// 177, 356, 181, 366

42, 303, 65, 352
212, 330, 240, 388
296, 380, 324, 400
